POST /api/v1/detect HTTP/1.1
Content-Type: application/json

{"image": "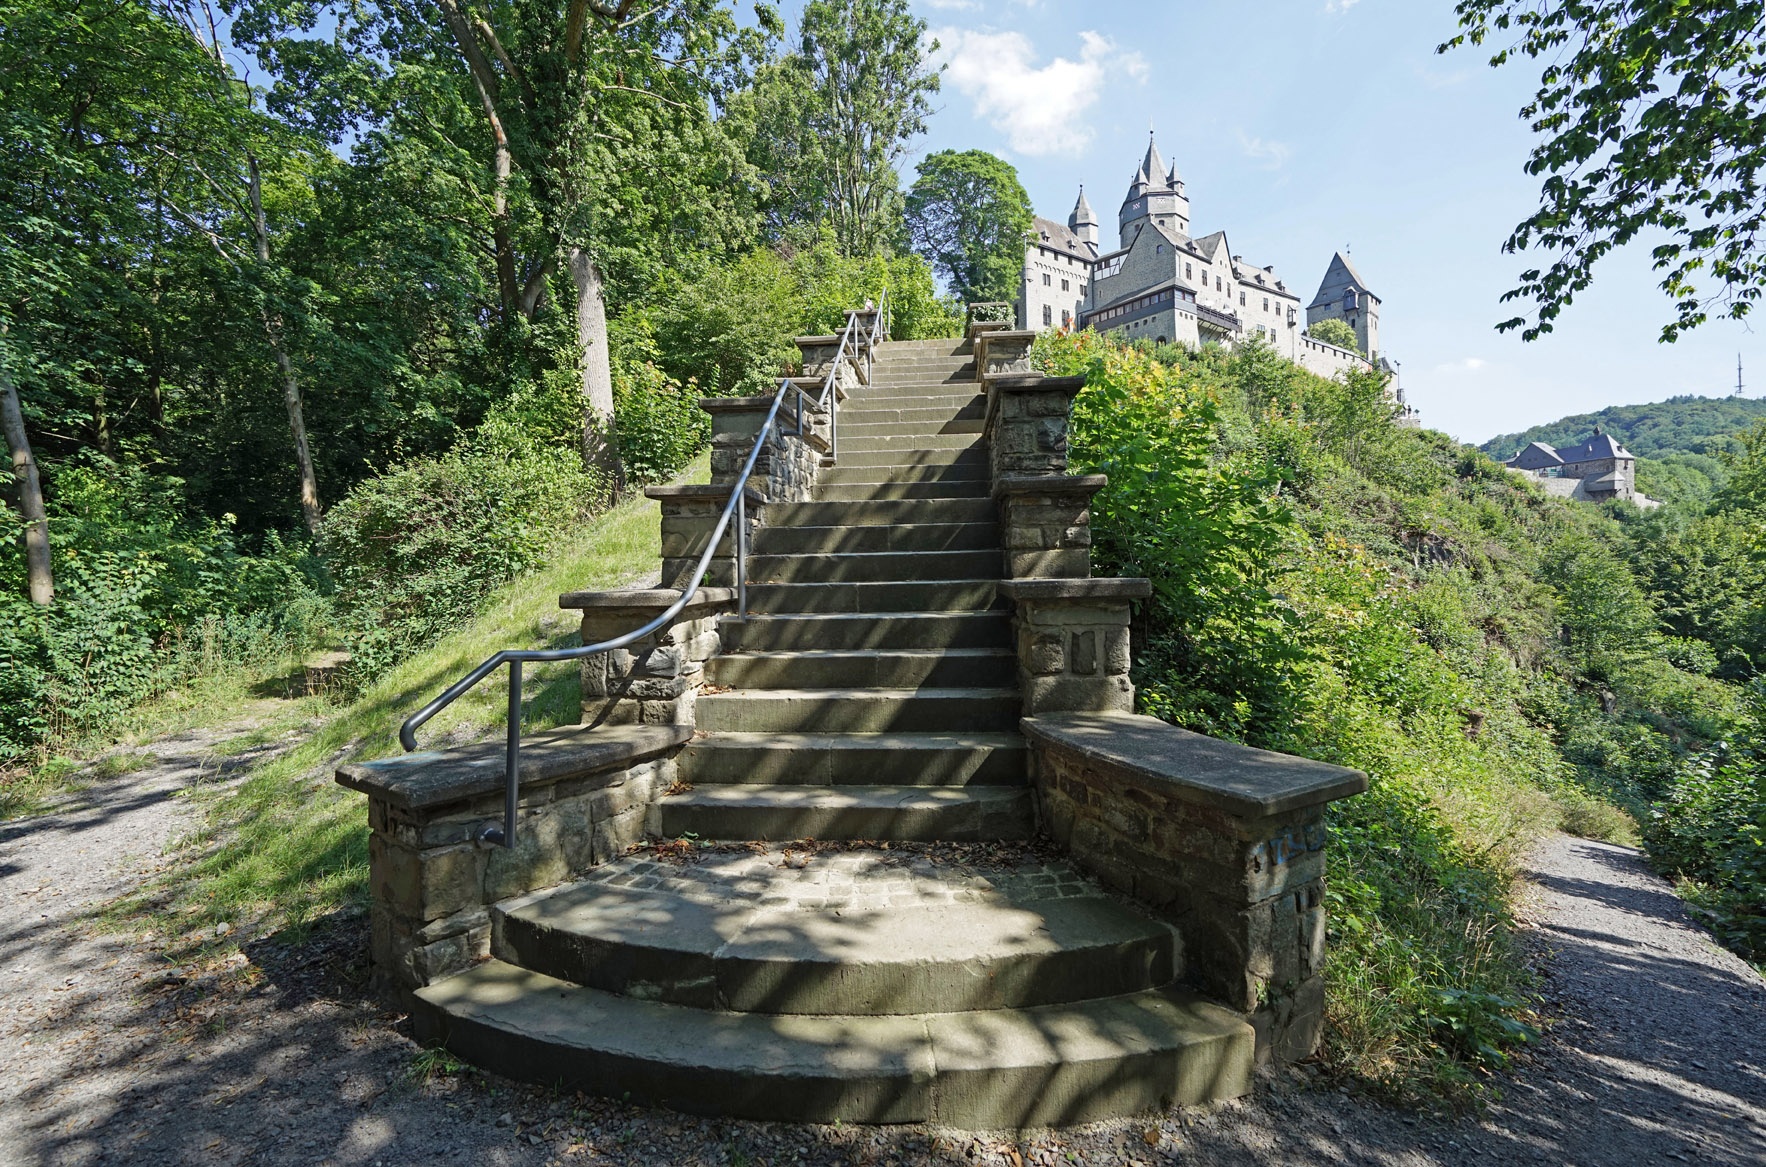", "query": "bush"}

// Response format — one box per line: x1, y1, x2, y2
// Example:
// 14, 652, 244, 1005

320, 446, 603, 682
0, 456, 330, 764
1646, 686, 1766, 962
